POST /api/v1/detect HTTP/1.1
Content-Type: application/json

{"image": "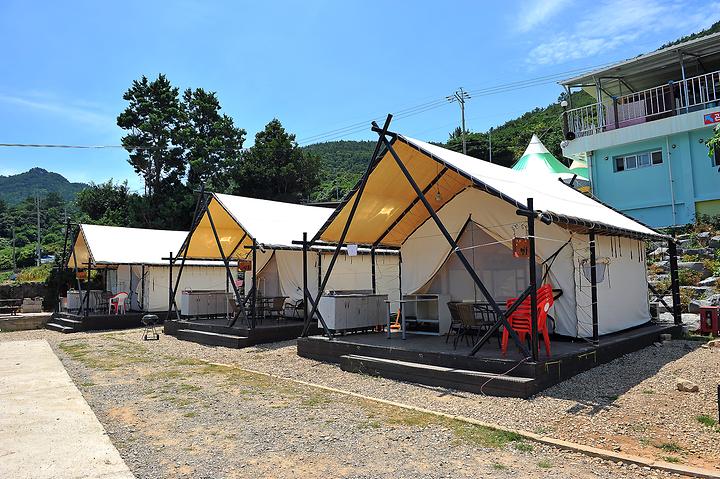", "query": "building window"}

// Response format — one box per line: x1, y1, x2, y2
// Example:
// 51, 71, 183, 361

614, 149, 663, 172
